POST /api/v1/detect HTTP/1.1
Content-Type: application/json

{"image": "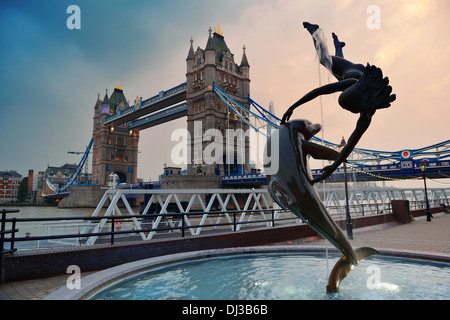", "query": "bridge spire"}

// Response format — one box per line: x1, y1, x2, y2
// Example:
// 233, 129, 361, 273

103, 89, 109, 104
240, 45, 250, 68
187, 37, 195, 60
206, 27, 214, 51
